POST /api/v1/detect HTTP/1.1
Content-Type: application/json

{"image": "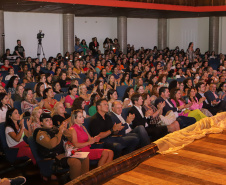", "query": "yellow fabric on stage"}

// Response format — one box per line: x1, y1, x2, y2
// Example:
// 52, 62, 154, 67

154, 112, 226, 154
